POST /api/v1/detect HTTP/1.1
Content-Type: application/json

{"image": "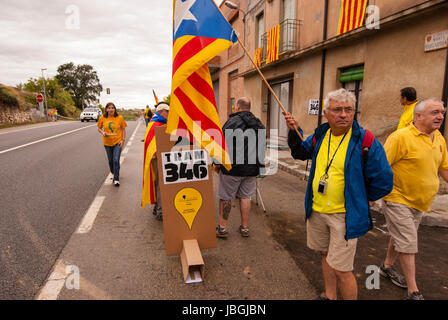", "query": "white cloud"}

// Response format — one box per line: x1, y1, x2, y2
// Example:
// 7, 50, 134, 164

0, 0, 173, 109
